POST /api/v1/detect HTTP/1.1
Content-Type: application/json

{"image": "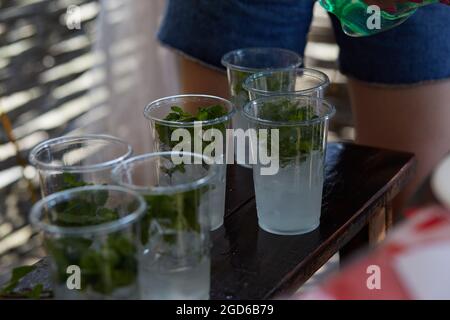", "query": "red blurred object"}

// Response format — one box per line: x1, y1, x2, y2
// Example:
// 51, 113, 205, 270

296, 206, 450, 300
